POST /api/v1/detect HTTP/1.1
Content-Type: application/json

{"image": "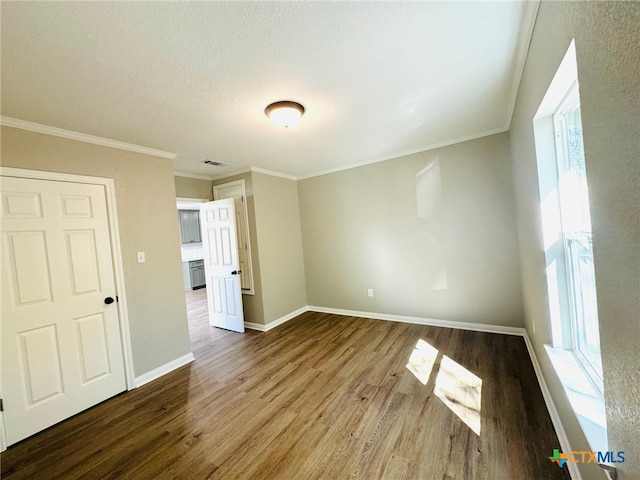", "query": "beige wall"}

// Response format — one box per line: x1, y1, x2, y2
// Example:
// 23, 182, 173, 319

298, 133, 523, 326
1, 126, 192, 377
509, 2, 639, 479
252, 173, 307, 323
174, 175, 213, 200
